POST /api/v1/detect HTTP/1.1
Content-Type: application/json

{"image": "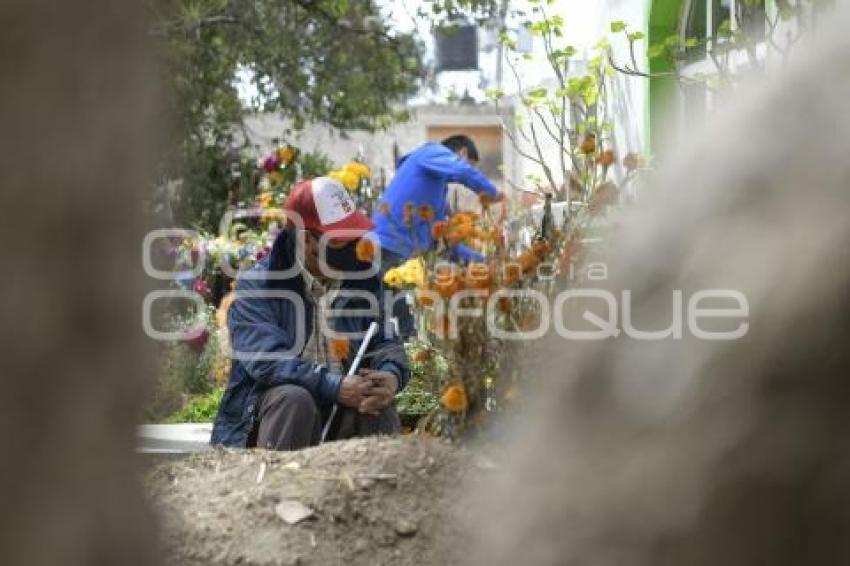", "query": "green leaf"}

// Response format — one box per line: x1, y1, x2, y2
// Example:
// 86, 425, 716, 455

647, 44, 665, 58
610, 21, 626, 33
628, 31, 645, 41
684, 37, 700, 48
498, 31, 518, 50
484, 87, 505, 100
